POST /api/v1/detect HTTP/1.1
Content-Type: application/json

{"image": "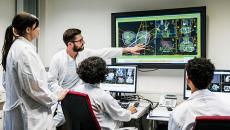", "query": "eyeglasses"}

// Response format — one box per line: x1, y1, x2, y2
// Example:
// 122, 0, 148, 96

71, 38, 84, 43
